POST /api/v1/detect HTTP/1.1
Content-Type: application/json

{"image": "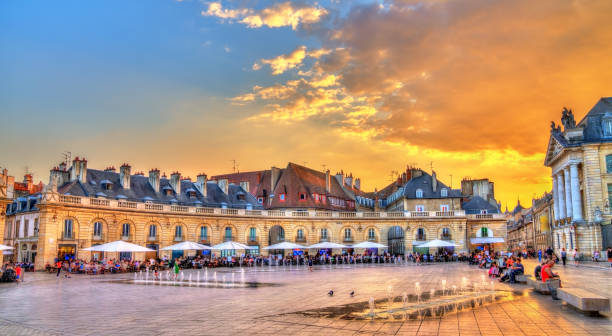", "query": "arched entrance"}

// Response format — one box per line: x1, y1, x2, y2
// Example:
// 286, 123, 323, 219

268, 225, 286, 256
269, 225, 285, 245
388, 226, 405, 255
